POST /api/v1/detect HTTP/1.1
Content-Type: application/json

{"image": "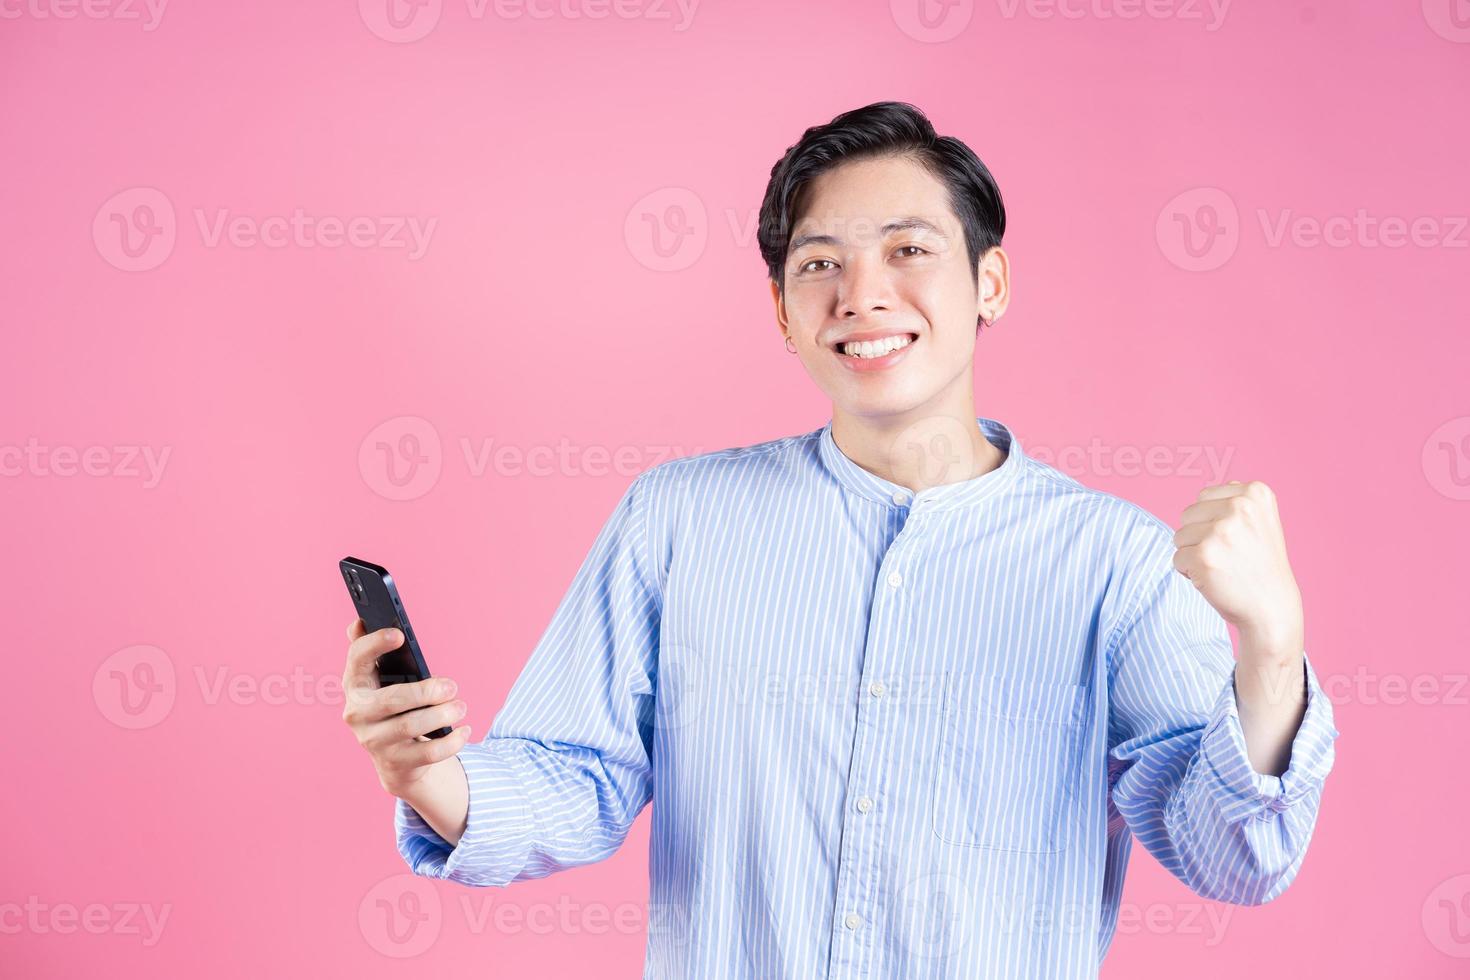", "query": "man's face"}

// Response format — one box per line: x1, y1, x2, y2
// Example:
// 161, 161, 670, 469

772, 154, 1004, 422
